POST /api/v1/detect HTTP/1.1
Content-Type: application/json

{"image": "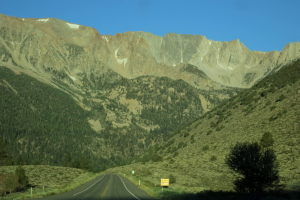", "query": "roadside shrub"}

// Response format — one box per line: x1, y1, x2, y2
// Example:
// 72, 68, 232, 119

169, 174, 176, 184
260, 132, 274, 148
202, 145, 209, 151
275, 94, 286, 102
190, 135, 195, 144
183, 132, 189, 137
226, 142, 279, 193
0, 173, 18, 195
206, 130, 212, 135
